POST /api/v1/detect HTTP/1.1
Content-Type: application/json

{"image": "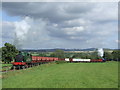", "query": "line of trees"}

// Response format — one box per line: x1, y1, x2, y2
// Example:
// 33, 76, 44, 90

31, 49, 120, 61
103, 50, 120, 61
49, 50, 101, 59
48, 50, 120, 61
1, 42, 120, 63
